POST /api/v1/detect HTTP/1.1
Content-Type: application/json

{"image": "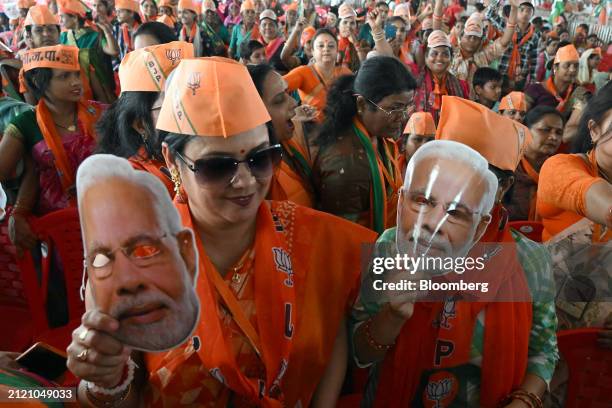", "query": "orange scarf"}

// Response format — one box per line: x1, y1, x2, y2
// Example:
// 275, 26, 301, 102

545, 76, 574, 113
35, 99, 100, 197
375, 205, 532, 407
507, 24, 534, 80
128, 147, 174, 196
180, 23, 197, 43
175, 200, 296, 406
432, 74, 448, 110
121, 21, 139, 53
520, 157, 540, 221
